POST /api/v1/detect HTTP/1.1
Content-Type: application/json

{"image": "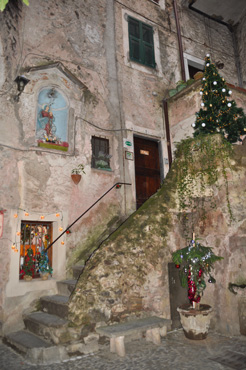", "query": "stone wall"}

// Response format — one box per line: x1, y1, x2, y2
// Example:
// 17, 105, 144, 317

68, 139, 246, 336
0, 0, 245, 334
235, 9, 246, 88
167, 80, 246, 153
0, 0, 126, 334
